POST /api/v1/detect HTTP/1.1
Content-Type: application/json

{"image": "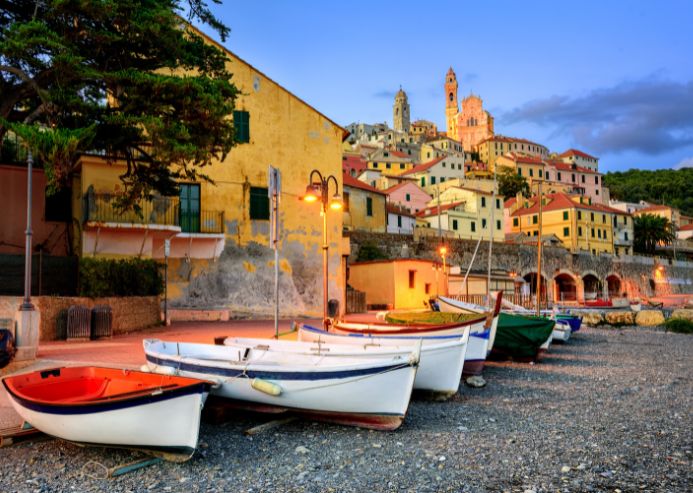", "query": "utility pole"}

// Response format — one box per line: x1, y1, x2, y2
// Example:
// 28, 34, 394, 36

486, 162, 497, 309
536, 179, 543, 316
